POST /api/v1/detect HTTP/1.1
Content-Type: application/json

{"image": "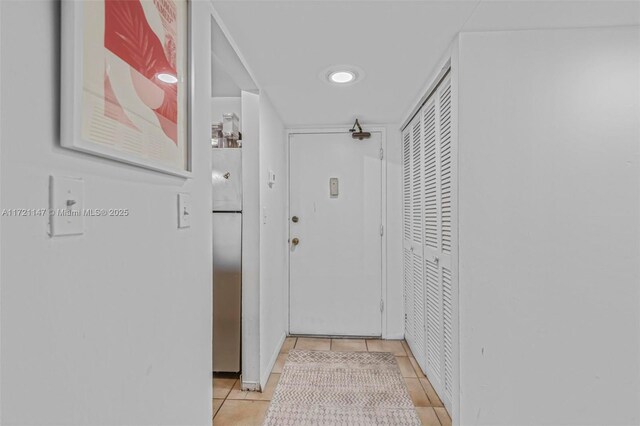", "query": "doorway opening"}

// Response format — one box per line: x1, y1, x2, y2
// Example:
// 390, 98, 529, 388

210, 9, 258, 383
